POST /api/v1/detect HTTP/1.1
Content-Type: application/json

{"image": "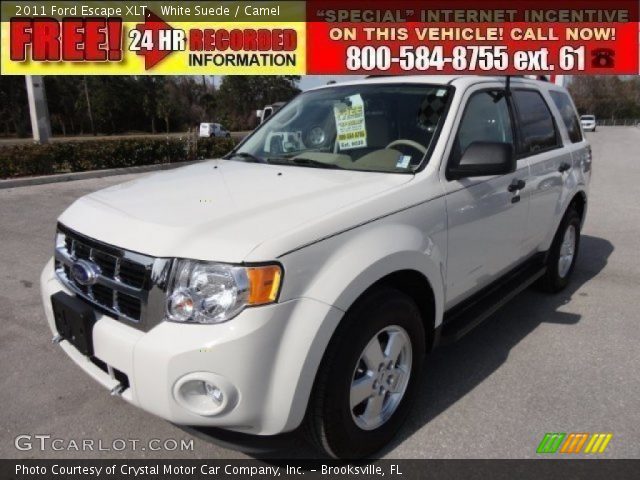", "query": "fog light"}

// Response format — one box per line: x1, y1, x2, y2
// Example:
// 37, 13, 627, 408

173, 372, 238, 417
204, 383, 224, 405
